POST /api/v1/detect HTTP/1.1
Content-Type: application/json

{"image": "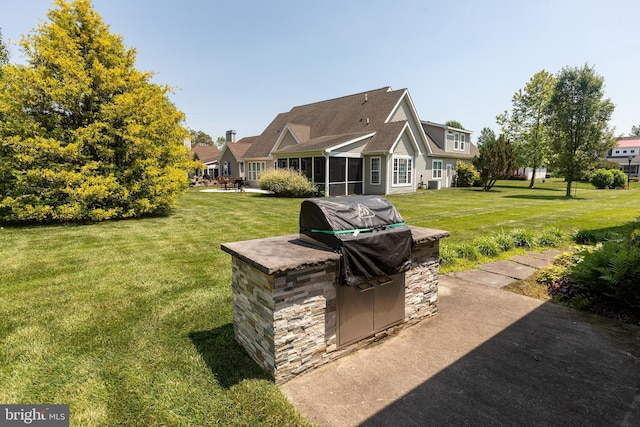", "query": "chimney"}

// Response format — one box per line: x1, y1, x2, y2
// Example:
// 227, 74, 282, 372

226, 130, 237, 143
